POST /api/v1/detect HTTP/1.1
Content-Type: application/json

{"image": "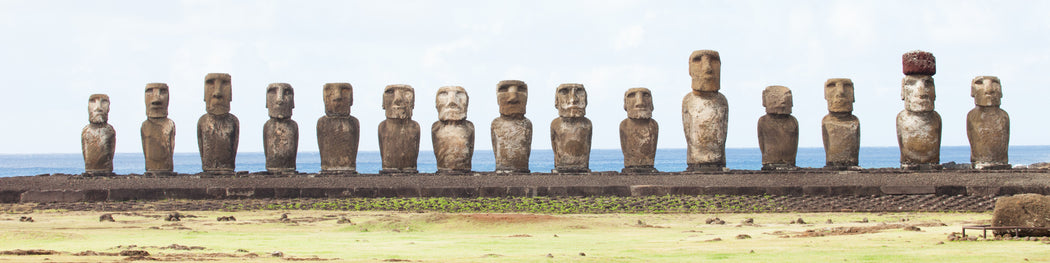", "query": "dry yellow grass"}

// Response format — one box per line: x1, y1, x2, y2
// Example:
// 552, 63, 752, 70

0, 210, 1046, 262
